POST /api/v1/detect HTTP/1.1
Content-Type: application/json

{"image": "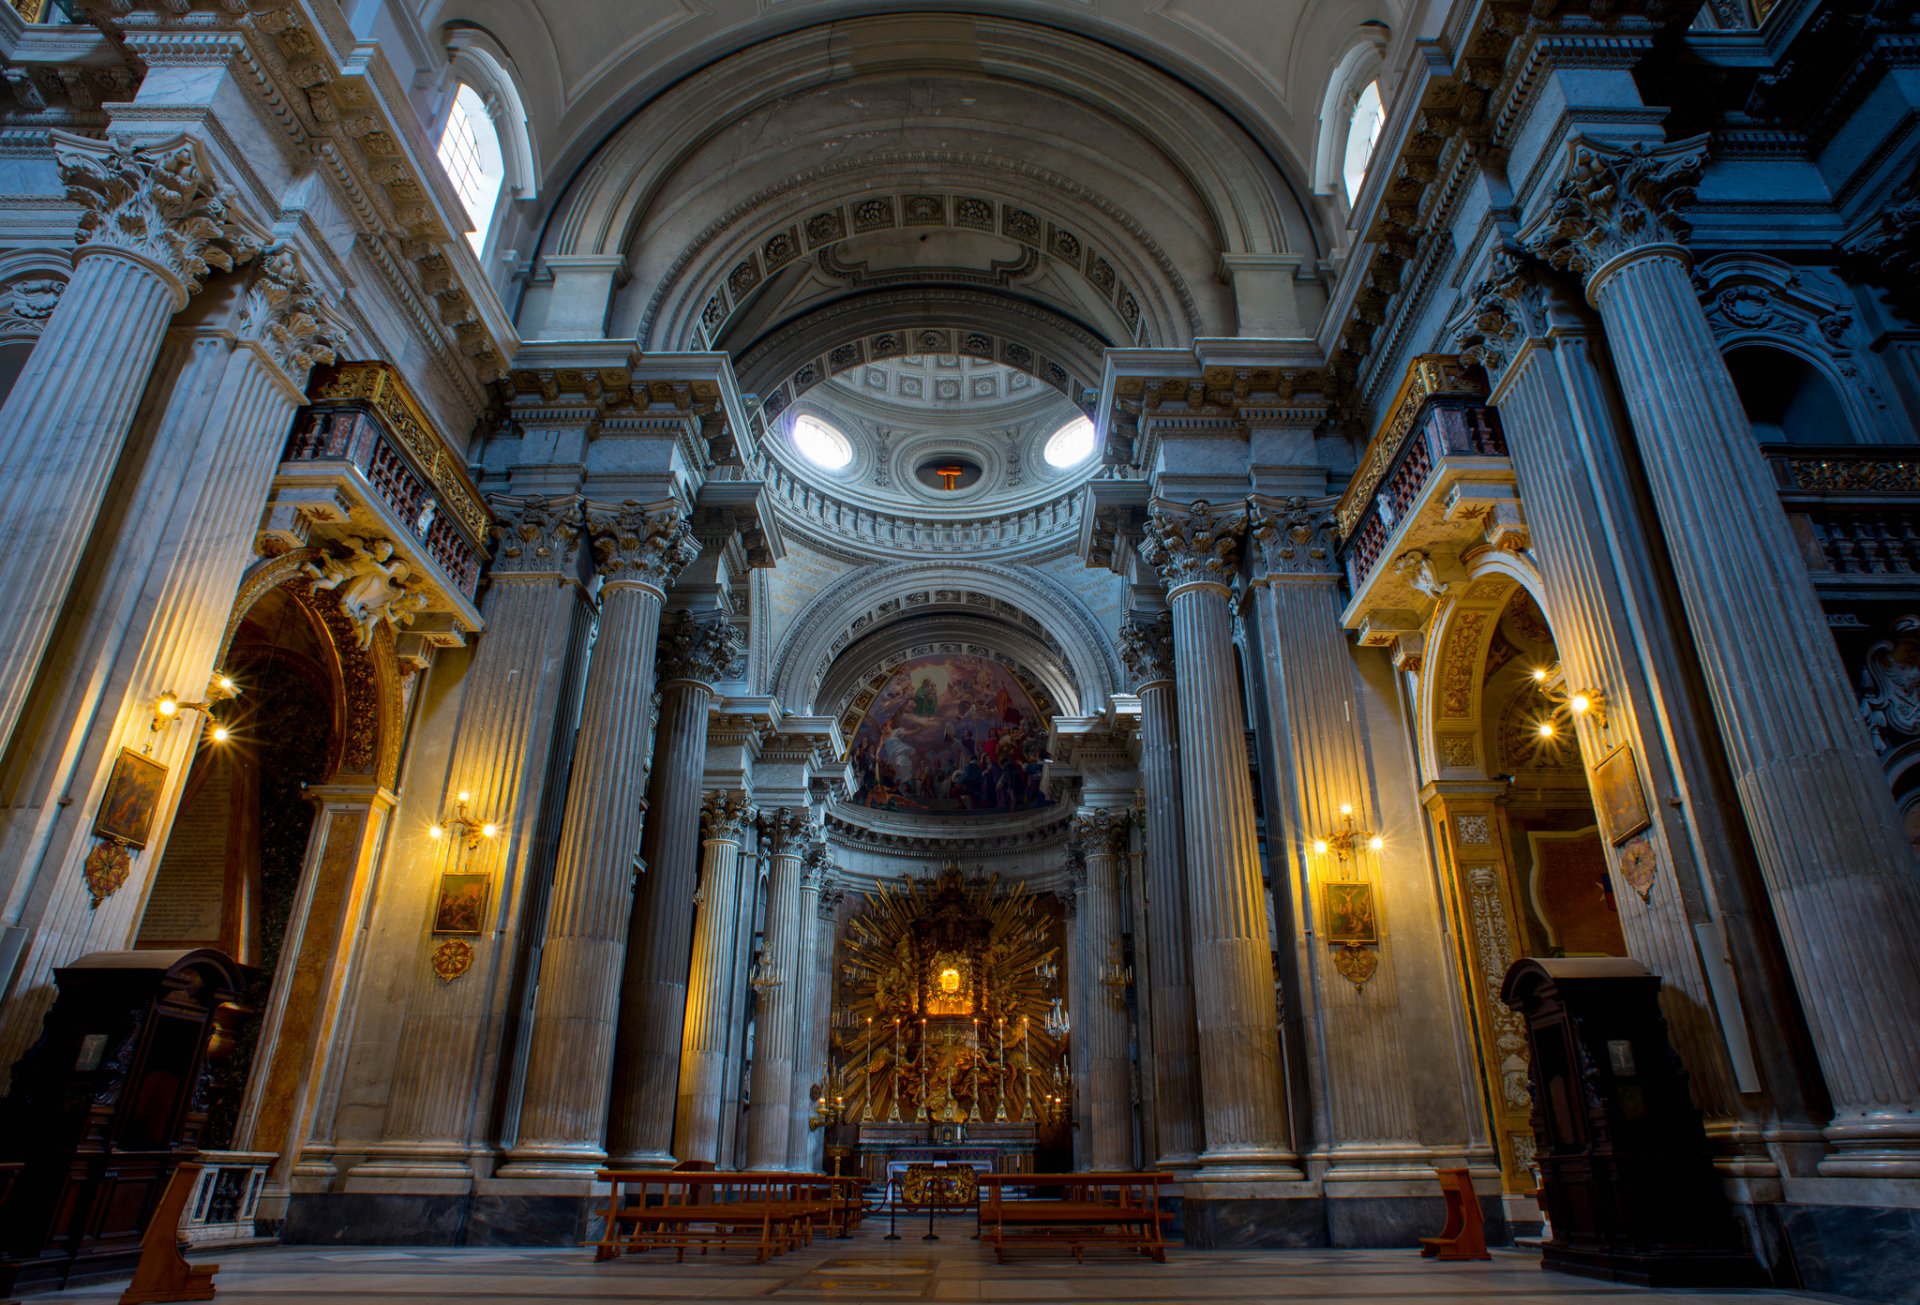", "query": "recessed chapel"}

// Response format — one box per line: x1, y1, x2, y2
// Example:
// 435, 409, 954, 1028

0, 0, 1915, 1301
